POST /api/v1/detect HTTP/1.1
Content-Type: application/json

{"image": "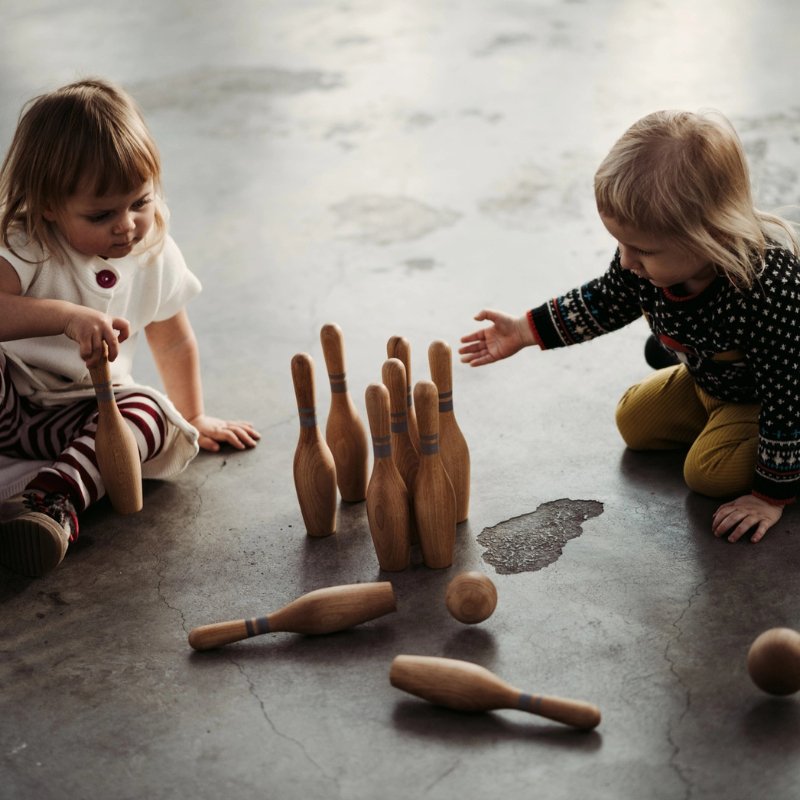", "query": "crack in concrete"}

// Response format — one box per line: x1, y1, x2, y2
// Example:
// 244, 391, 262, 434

229, 658, 331, 781
663, 576, 710, 800
424, 759, 461, 794
154, 551, 190, 634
